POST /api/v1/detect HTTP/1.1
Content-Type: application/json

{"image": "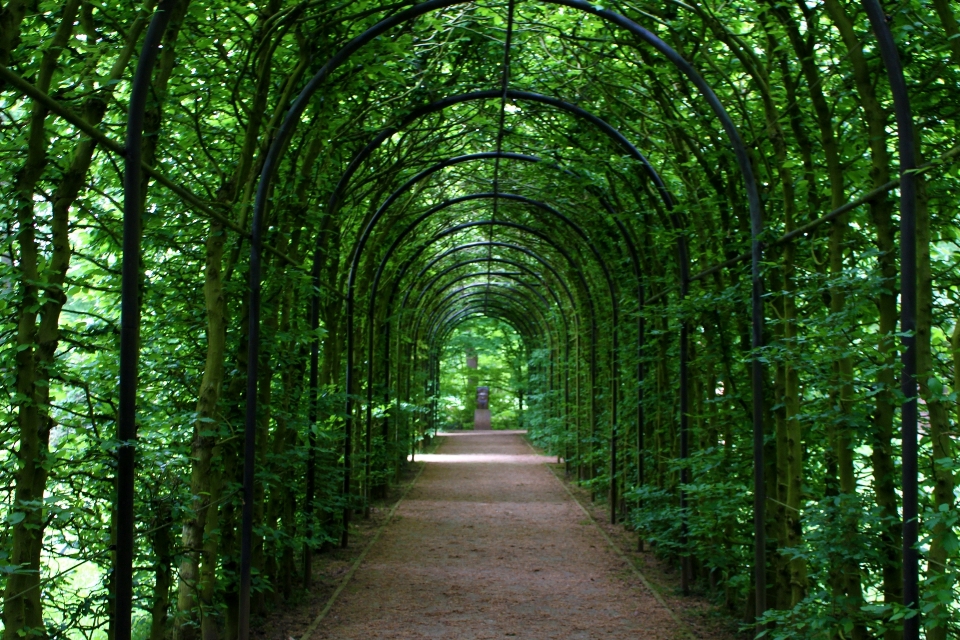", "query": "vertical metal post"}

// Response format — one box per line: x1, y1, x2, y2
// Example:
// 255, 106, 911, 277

860, 3, 918, 637
238, 174, 264, 640
751, 209, 767, 626
303, 269, 321, 587
637, 294, 645, 549
118, 4, 173, 639
610, 321, 619, 524
679, 319, 690, 594
677, 235, 691, 594
342, 289, 354, 547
